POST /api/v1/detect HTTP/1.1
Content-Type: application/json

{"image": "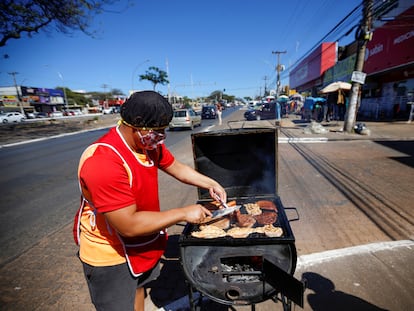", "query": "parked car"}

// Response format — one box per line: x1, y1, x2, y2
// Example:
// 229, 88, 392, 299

48, 111, 63, 118
63, 109, 83, 116
26, 111, 36, 119
201, 105, 217, 119
169, 109, 201, 130
0, 112, 26, 123
63, 110, 74, 116
244, 101, 277, 120
35, 112, 48, 118
102, 107, 114, 114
